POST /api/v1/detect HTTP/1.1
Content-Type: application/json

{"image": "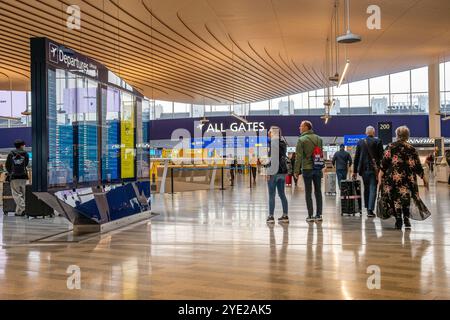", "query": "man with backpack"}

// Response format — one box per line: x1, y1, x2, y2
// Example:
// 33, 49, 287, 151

294, 121, 324, 222
5, 139, 29, 216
